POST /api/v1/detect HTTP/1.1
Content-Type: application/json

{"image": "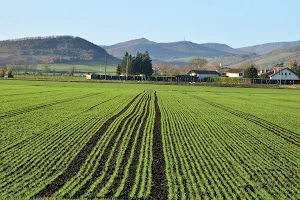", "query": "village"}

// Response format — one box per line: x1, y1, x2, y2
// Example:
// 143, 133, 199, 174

86, 63, 300, 84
